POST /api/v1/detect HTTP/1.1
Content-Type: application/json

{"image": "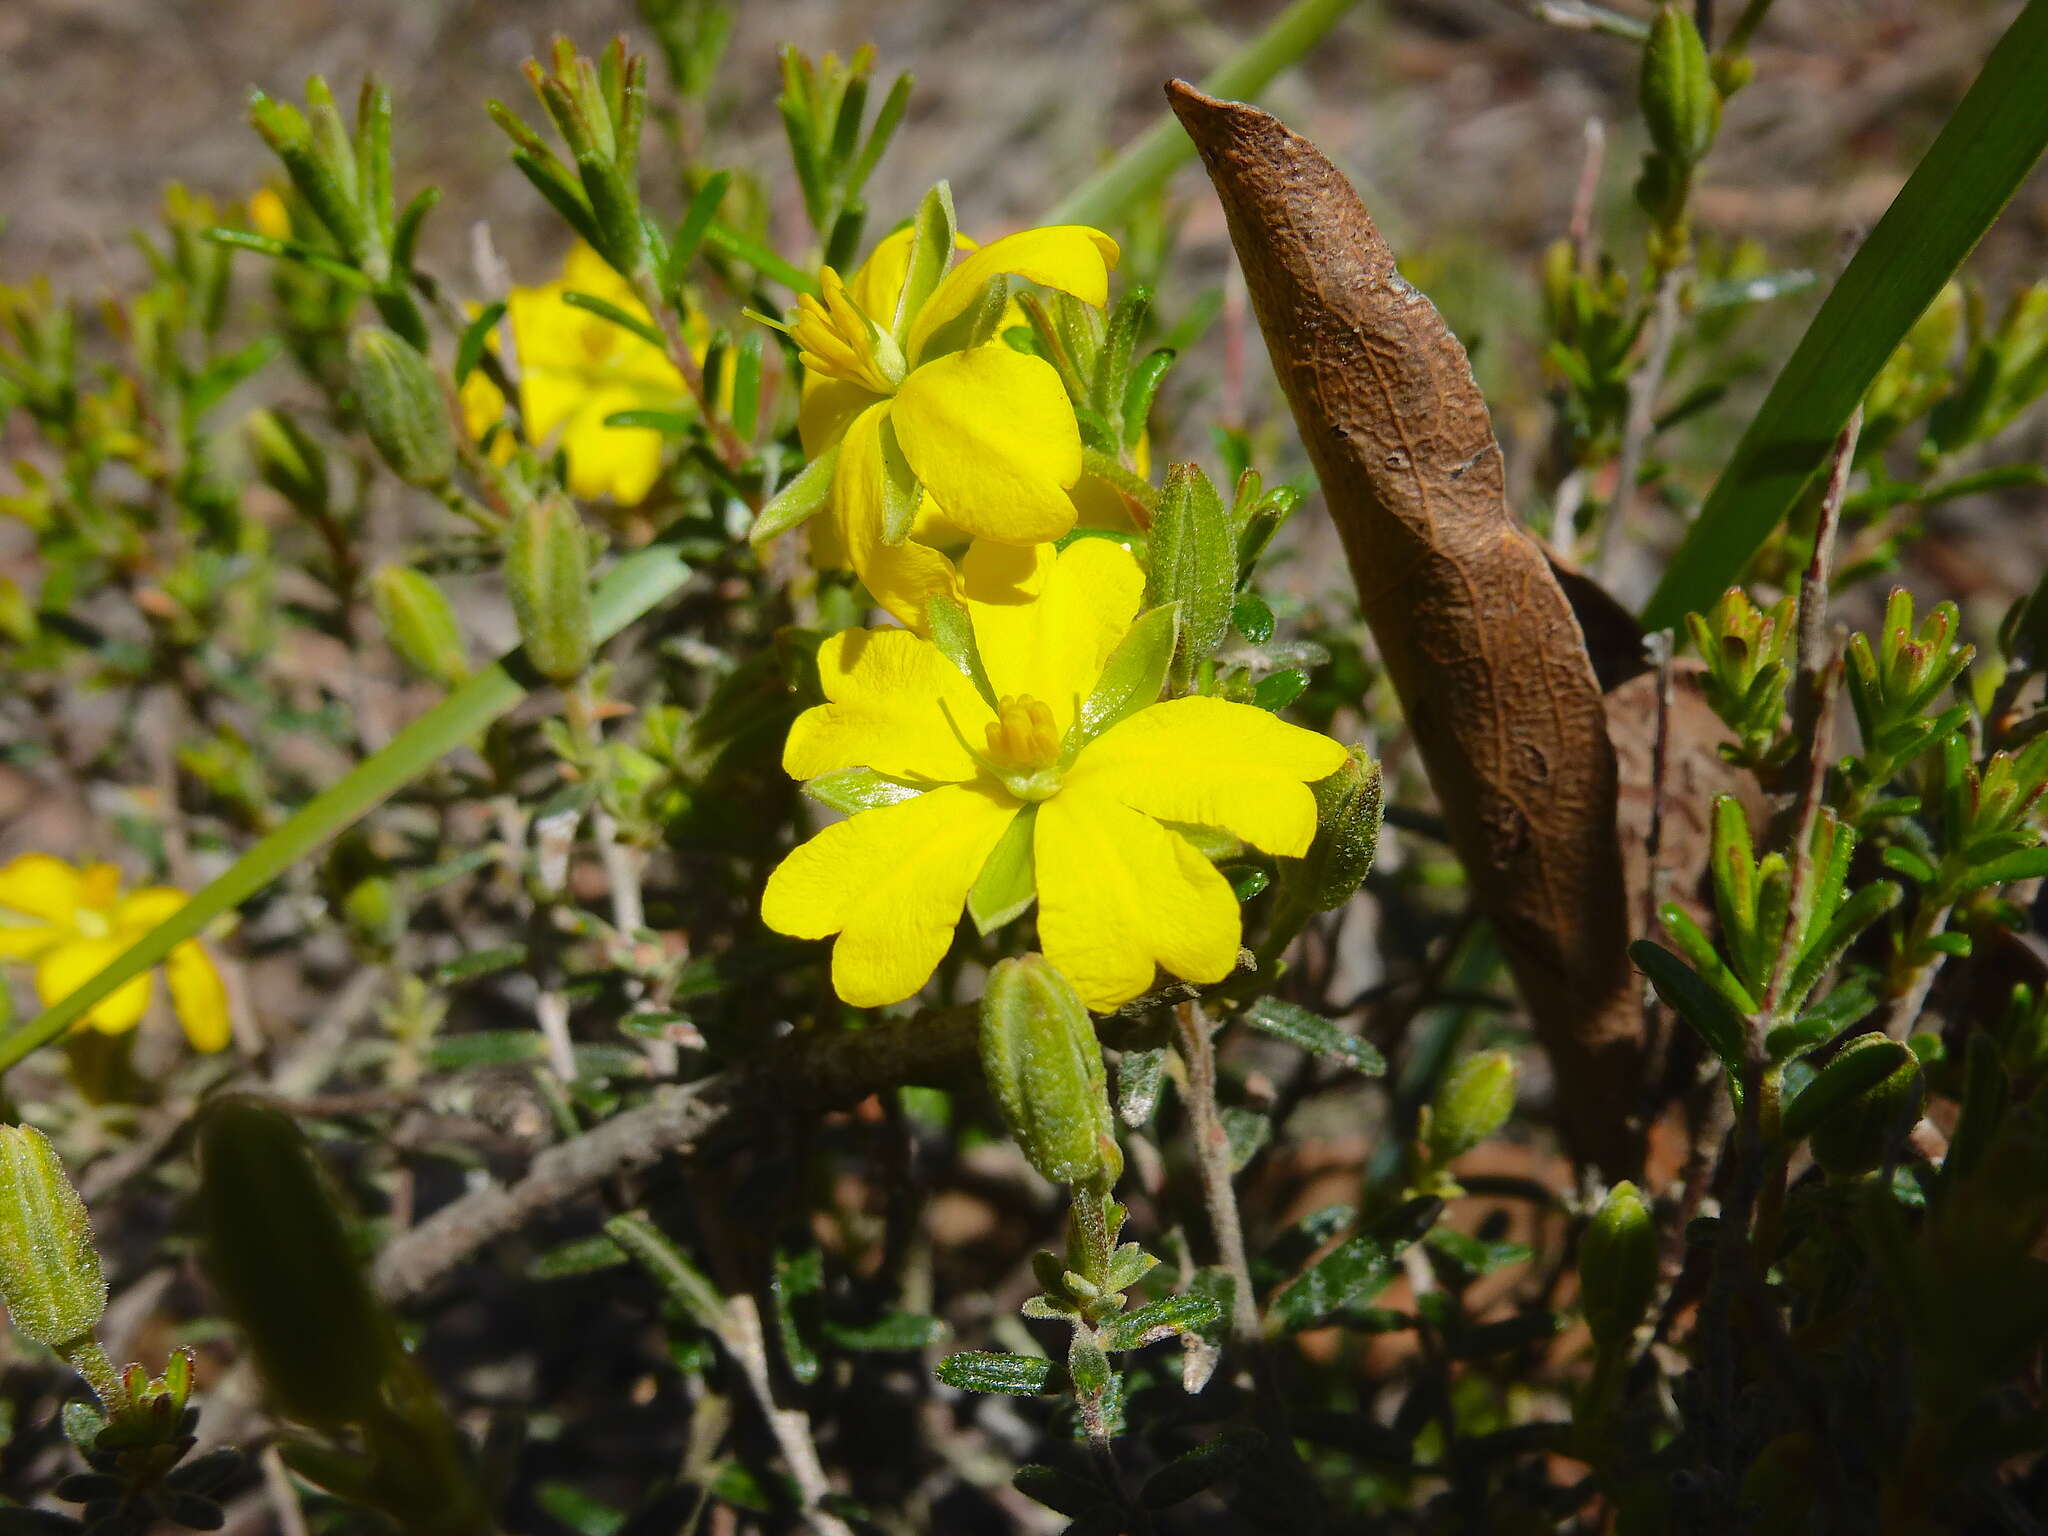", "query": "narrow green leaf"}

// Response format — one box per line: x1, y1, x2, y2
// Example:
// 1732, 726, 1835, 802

1644, 0, 2048, 628
669, 170, 732, 274
605, 1212, 727, 1333
0, 538, 692, 1075
1780, 1036, 1917, 1144
702, 219, 819, 295
1051, 0, 1367, 228
454, 300, 507, 387
561, 288, 666, 349
1243, 997, 1386, 1074
1631, 940, 1749, 1071
935, 1351, 1052, 1396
